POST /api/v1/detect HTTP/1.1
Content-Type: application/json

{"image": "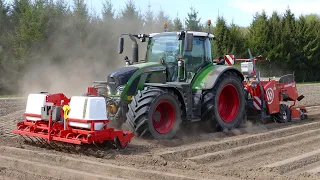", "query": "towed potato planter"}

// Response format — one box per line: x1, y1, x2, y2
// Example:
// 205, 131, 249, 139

12, 87, 134, 150
239, 50, 308, 123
